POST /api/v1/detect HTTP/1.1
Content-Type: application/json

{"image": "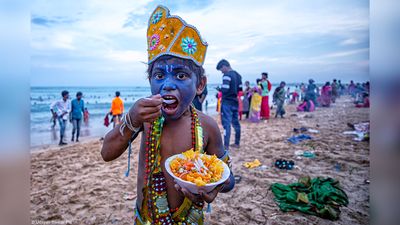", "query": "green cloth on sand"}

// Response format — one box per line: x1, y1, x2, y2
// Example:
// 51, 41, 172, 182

271, 176, 348, 220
